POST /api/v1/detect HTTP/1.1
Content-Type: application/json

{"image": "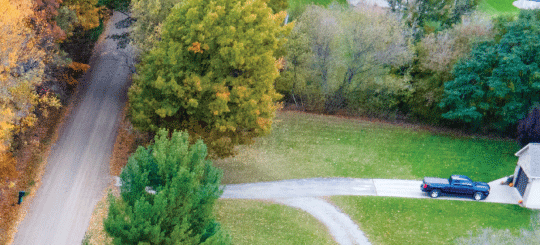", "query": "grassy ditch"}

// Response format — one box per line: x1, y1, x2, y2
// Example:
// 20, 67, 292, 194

214, 110, 520, 184
330, 196, 536, 245
215, 199, 337, 245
